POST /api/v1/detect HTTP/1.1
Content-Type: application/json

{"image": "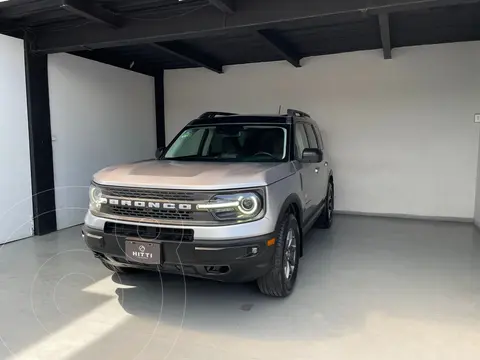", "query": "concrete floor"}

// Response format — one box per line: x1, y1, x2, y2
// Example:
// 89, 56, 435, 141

0, 215, 479, 360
